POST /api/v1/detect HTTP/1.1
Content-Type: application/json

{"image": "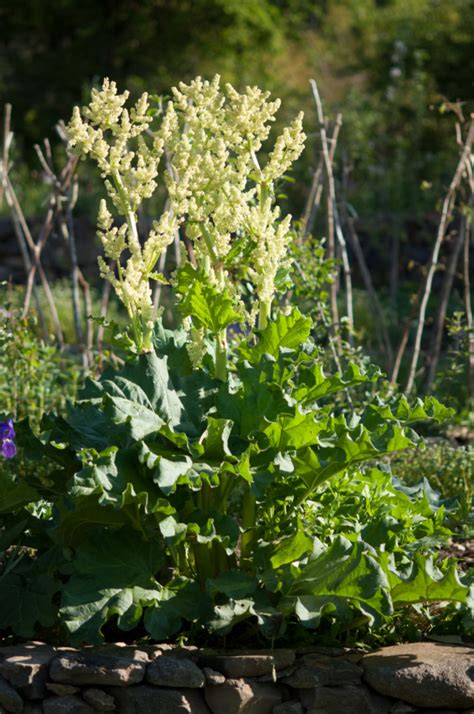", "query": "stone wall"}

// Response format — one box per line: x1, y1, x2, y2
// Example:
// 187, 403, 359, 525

0, 641, 472, 713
